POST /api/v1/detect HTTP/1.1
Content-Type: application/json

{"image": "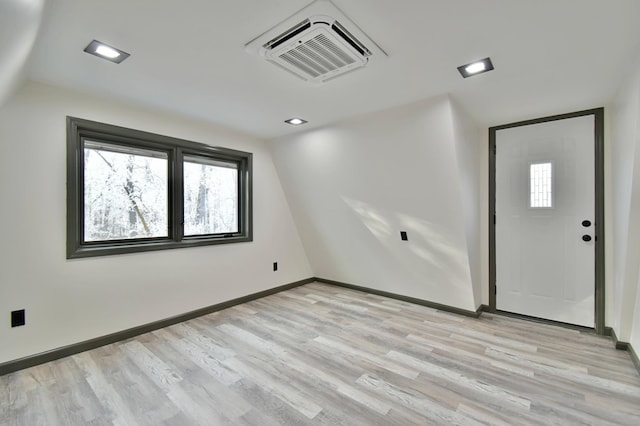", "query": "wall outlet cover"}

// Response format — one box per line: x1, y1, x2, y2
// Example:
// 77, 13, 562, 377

11, 309, 25, 327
